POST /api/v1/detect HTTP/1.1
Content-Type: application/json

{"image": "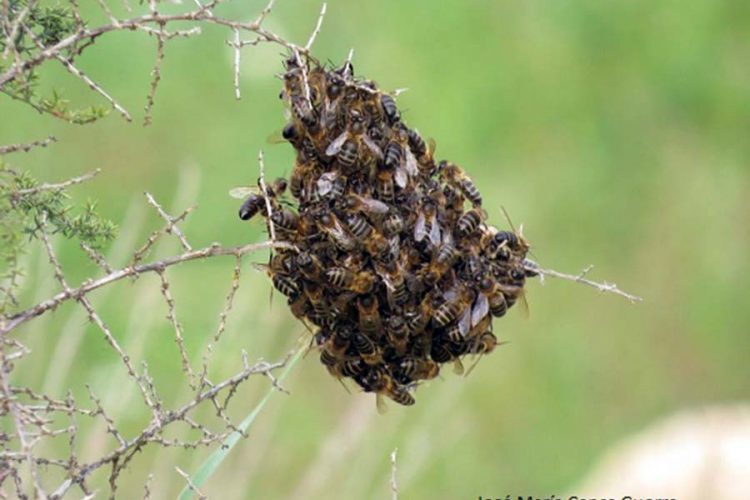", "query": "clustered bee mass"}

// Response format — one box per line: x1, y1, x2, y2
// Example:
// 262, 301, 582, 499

235, 53, 537, 408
